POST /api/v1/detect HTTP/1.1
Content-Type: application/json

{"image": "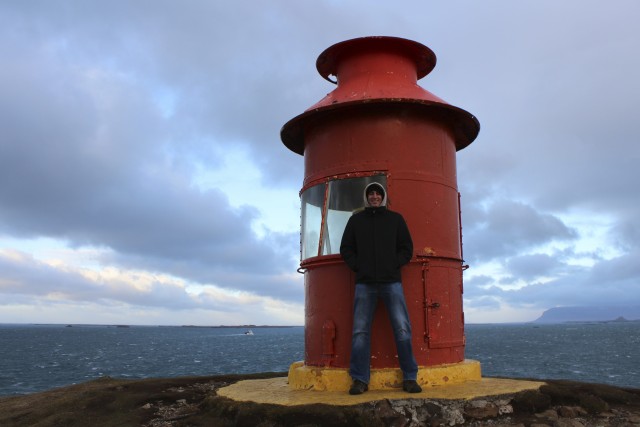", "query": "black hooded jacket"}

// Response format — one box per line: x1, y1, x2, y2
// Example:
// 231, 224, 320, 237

340, 202, 413, 284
